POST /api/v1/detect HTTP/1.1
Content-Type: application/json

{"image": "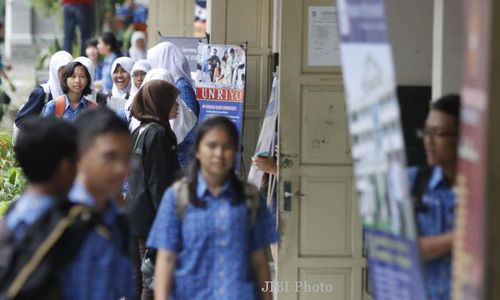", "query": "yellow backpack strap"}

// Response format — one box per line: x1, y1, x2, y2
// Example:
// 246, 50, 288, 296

54, 95, 66, 118
174, 178, 190, 220
244, 182, 260, 226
